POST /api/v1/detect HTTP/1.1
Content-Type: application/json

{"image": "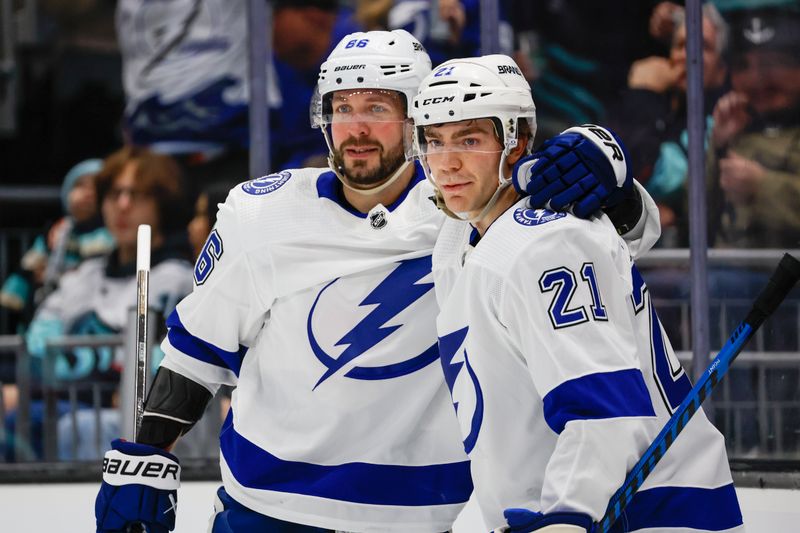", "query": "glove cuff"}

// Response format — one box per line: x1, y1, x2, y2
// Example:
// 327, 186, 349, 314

561, 125, 631, 190
531, 524, 586, 533
505, 509, 593, 533
111, 438, 179, 461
